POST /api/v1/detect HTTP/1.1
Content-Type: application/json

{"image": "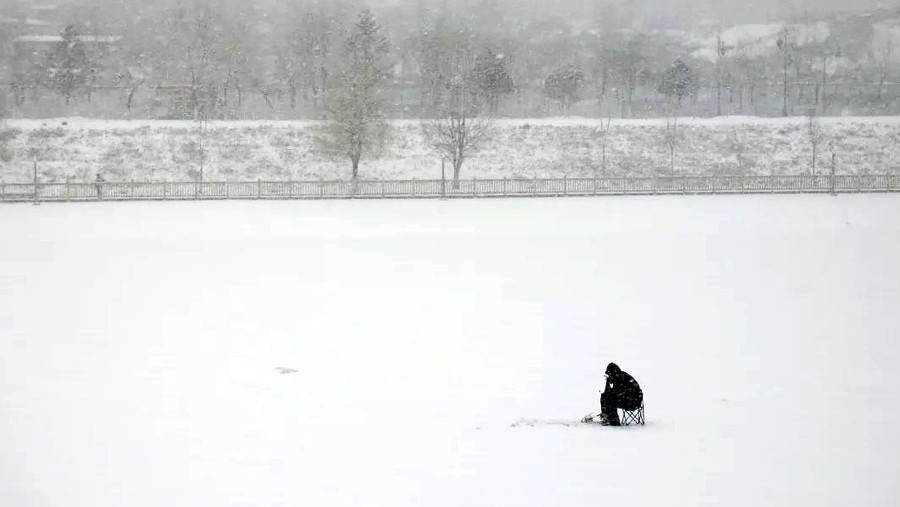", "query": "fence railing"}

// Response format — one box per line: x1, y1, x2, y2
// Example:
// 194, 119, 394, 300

2, 175, 899, 203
